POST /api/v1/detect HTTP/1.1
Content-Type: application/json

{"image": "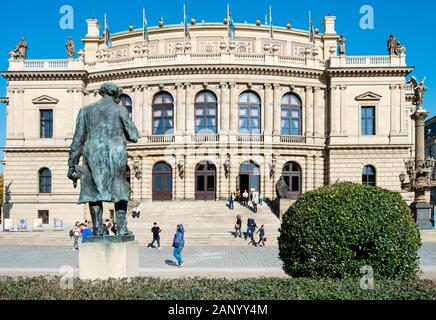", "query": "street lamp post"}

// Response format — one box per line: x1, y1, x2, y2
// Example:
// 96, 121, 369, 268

400, 76, 435, 229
